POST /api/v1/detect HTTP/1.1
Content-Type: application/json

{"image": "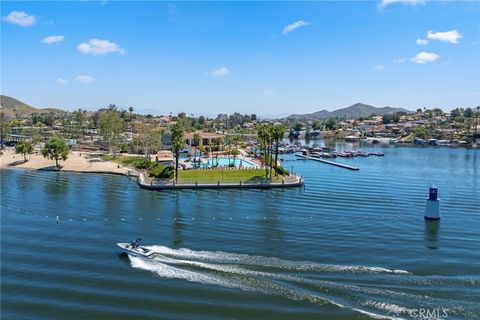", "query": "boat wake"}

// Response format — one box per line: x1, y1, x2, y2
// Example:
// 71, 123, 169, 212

128, 246, 479, 320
